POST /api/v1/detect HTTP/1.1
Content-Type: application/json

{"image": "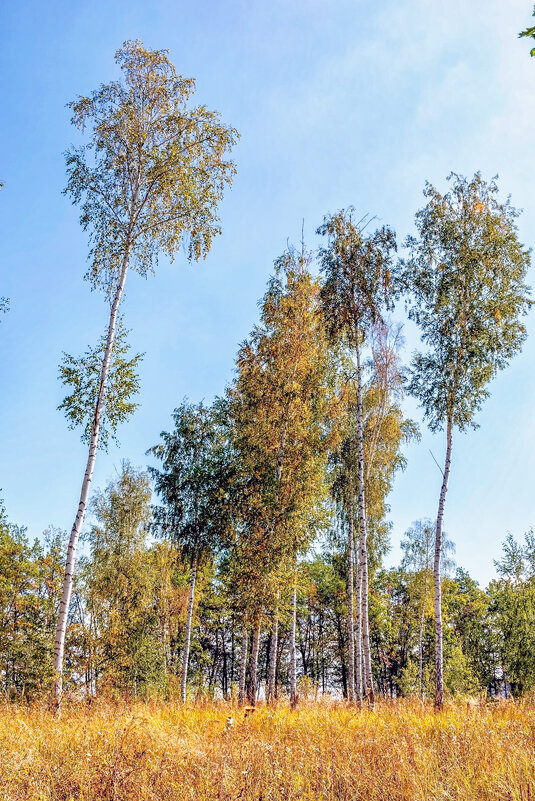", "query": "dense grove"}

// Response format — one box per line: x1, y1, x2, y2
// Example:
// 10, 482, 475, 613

2, 429, 535, 703
1, 39, 534, 713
